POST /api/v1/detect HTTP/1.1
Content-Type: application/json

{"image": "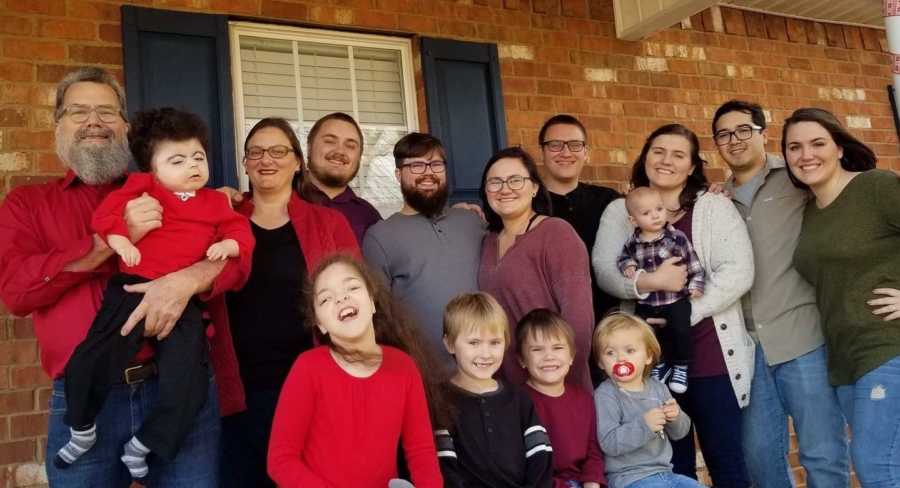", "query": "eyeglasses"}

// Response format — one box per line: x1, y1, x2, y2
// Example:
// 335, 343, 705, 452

400, 160, 446, 174
541, 140, 586, 153
60, 105, 122, 124
245, 145, 294, 160
714, 124, 763, 146
485, 175, 531, 193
